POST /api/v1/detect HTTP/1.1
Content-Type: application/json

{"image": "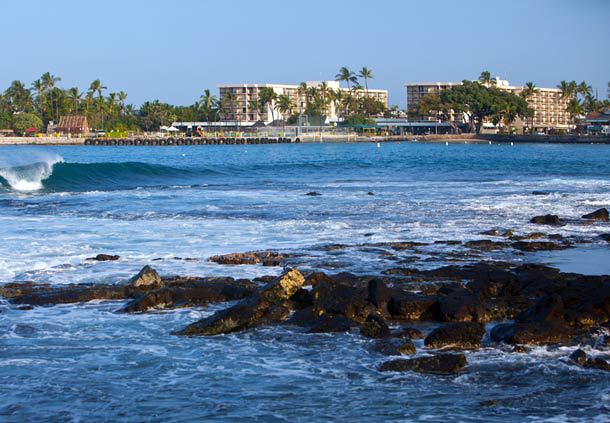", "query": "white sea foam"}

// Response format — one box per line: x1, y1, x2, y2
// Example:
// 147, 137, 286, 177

0, 151, 63, 191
